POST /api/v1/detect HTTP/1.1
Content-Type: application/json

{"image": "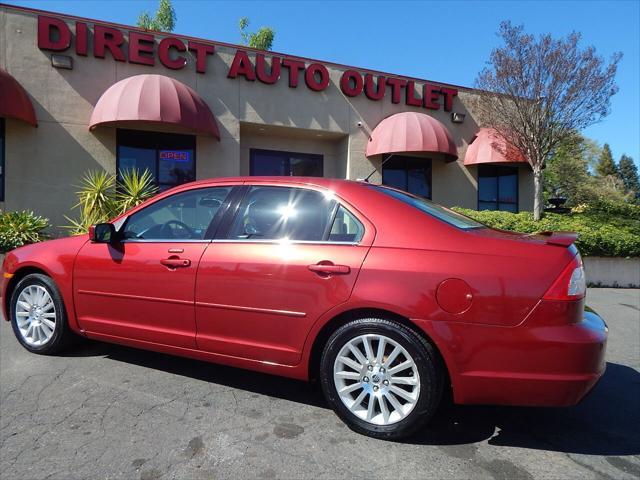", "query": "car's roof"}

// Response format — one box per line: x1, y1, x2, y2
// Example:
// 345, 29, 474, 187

185, 176, 368, 190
